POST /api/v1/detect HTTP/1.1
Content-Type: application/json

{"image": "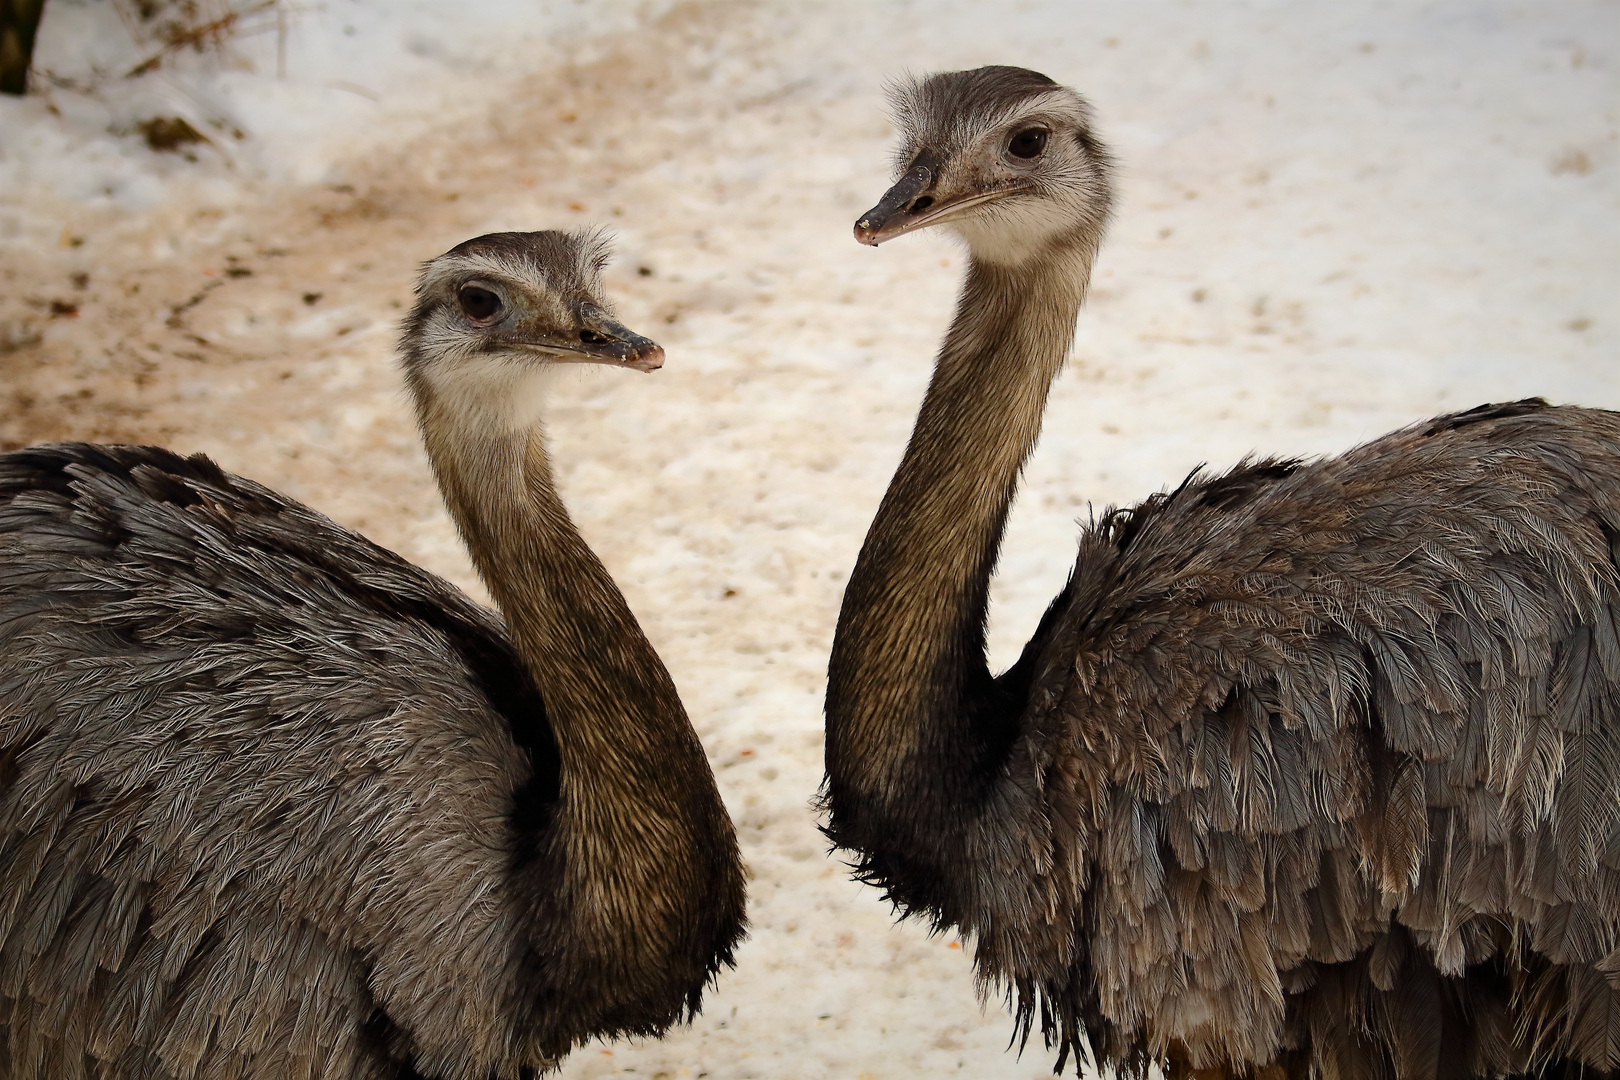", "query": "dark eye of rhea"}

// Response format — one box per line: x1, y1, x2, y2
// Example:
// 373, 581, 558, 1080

1007, 127, 1049, 160
458, 285, 501, 321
